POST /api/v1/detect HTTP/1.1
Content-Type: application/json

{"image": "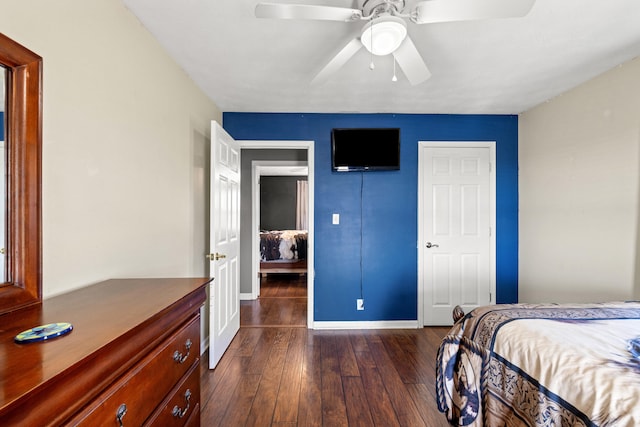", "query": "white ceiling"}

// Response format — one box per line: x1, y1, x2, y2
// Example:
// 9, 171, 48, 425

122, 0, 640, 114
